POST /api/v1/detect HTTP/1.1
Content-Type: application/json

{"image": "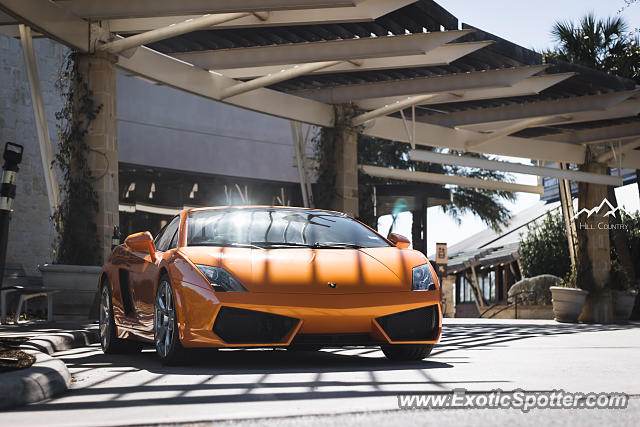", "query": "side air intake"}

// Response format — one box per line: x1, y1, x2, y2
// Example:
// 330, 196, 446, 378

376, 305, 439, 341
213, 306, 298, 344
